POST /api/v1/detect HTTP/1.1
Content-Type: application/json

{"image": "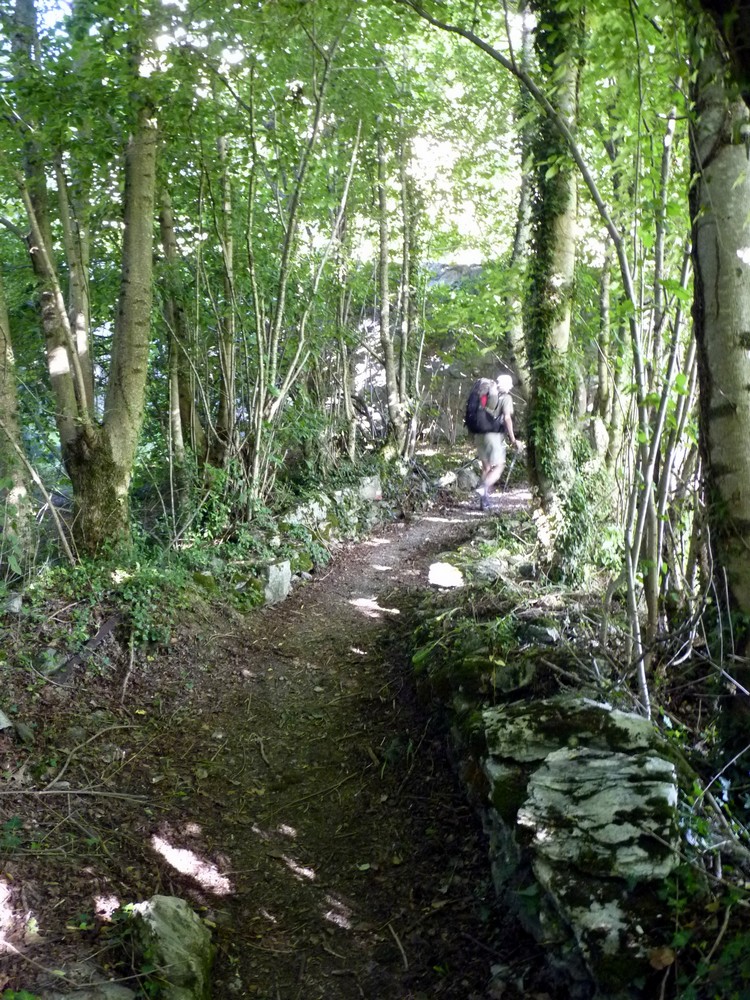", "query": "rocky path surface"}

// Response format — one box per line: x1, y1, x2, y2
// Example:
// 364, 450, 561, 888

3, 490, 547, 1000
